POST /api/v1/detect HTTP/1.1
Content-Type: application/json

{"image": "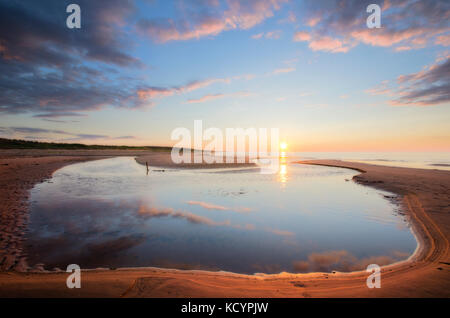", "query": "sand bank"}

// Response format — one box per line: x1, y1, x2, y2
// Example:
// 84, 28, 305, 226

135, 152, 256, 169
0, 153, 449, 297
